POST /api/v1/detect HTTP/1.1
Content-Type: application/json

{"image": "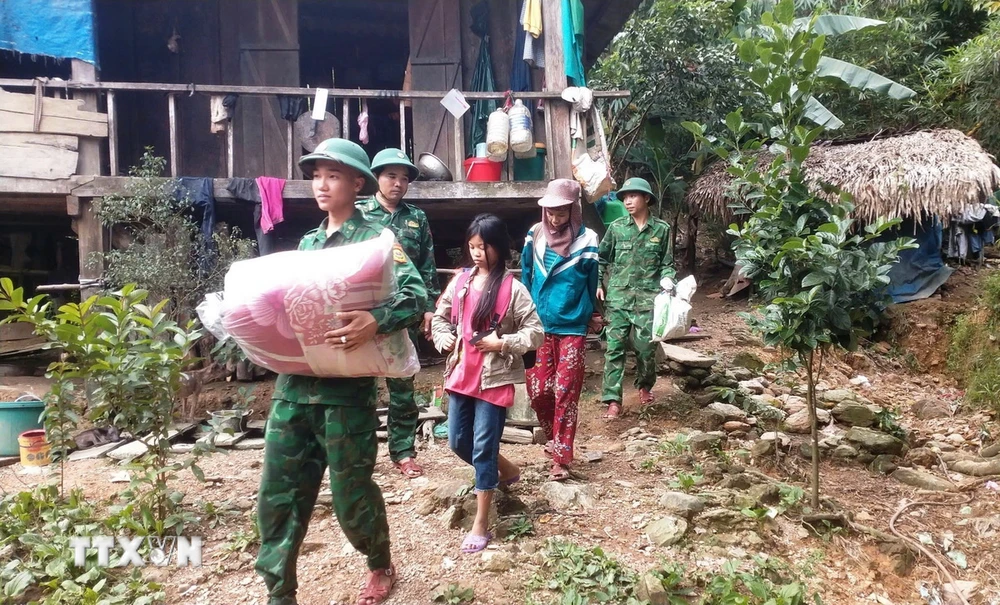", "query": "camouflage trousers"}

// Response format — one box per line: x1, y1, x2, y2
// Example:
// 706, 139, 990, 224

255, 400, 390, 605
601, 306, 656, 403
383, 326, 421, 462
